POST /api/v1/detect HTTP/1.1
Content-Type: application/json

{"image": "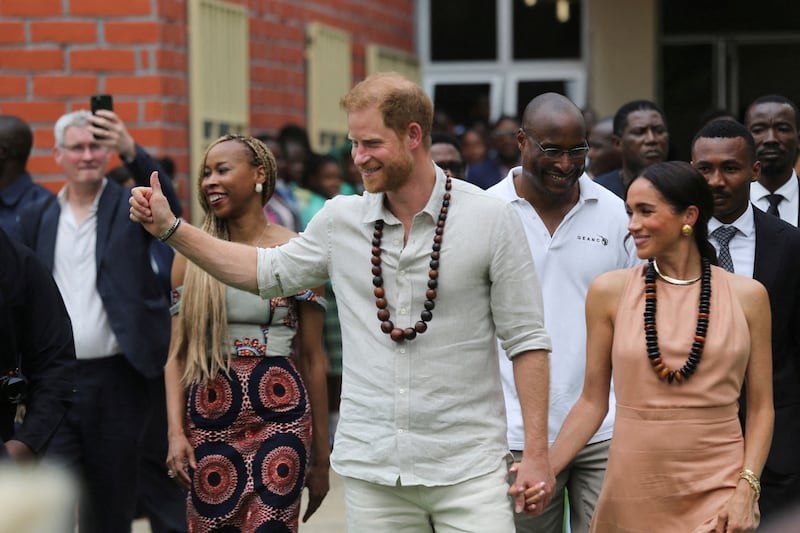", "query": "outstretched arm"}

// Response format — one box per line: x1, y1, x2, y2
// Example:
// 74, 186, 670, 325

130, 173, 259, 293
